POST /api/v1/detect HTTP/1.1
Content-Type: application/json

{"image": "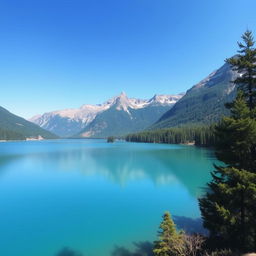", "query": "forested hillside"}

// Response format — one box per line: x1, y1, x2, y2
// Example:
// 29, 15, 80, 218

152, 62, 237, 129
0, 106, 58, 140
126, 125, 216, 147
